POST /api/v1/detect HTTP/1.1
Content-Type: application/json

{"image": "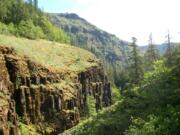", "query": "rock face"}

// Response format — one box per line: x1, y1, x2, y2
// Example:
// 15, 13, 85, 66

0, 48, 19, 135
0, 46, 111, 135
